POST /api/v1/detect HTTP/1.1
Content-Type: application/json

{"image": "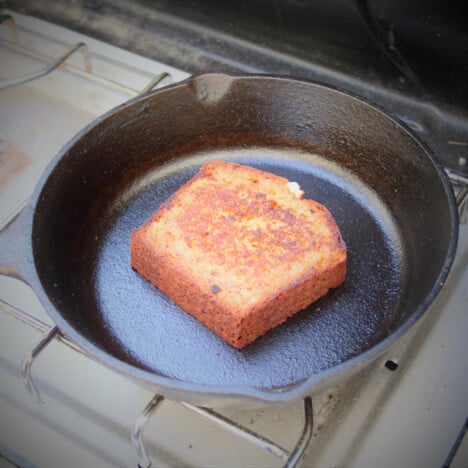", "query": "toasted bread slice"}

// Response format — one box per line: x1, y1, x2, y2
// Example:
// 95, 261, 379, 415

130, 160, 346, 348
